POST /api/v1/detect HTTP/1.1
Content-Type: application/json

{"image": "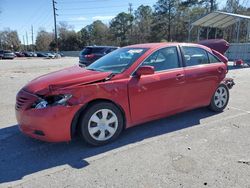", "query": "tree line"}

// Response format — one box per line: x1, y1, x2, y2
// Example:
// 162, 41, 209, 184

0, 0, 249, 51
